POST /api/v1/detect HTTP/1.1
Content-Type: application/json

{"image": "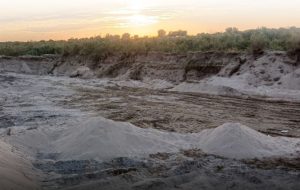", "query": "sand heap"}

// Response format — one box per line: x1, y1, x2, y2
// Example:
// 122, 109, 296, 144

171, 52, 300, 100
6, 118, 300, 161
278, 67, 300, 90
198, 123, 300, 159
54, 118, 191, 160
54, 119, 300, 160
0, 140, 39, 190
